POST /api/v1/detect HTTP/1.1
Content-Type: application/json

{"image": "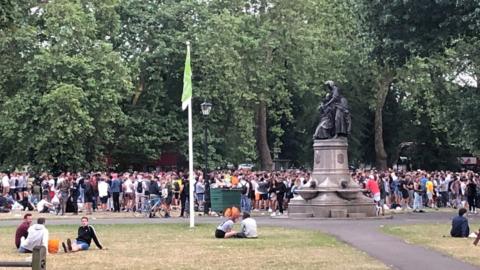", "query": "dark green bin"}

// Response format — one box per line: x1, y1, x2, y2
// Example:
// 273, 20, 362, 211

210, 188, 241, 213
